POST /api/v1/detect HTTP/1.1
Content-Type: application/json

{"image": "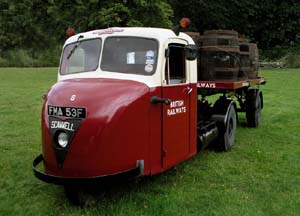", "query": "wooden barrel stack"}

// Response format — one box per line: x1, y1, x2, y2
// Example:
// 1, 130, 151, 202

185, 30, 259, 81
199, 30, 240, 81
